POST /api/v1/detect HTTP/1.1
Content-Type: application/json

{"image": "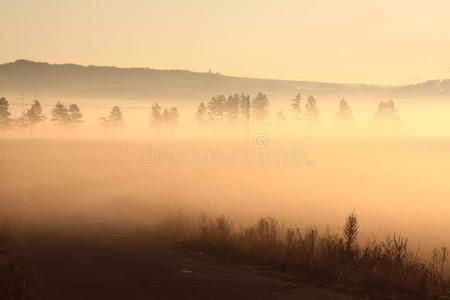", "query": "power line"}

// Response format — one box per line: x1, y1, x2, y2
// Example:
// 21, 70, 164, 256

8, 103, 153, 110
